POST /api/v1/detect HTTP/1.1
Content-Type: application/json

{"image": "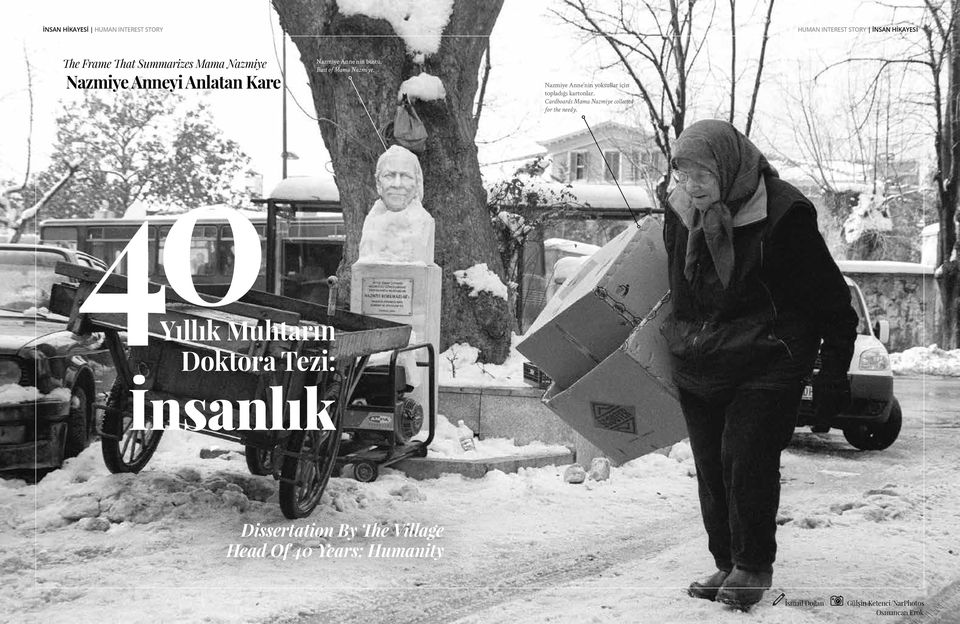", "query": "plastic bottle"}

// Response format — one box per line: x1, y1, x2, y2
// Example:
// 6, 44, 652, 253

457, 420, 476, 452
